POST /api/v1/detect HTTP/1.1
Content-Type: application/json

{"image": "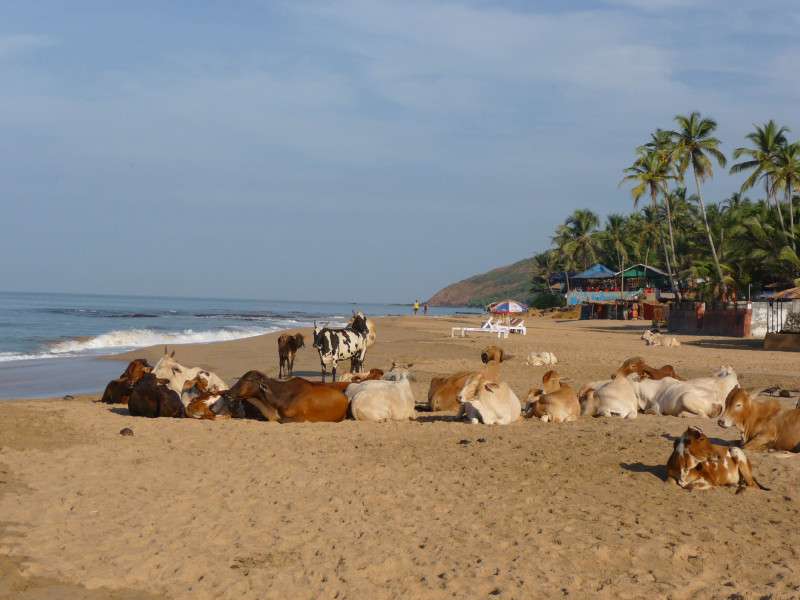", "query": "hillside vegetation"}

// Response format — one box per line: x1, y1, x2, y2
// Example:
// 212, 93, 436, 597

428, 258, 534, 307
